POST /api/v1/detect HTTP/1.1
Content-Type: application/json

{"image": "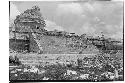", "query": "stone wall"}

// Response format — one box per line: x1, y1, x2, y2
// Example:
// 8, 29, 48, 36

9, 39, 29, 52
29, 33, 41, 53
